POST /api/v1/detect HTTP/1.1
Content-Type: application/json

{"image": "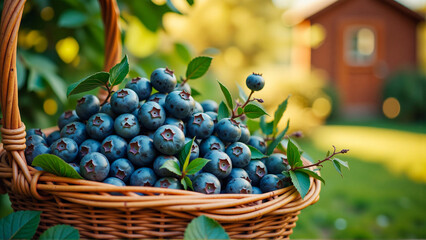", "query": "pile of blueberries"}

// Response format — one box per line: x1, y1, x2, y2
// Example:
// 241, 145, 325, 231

25, 68, 291, 194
